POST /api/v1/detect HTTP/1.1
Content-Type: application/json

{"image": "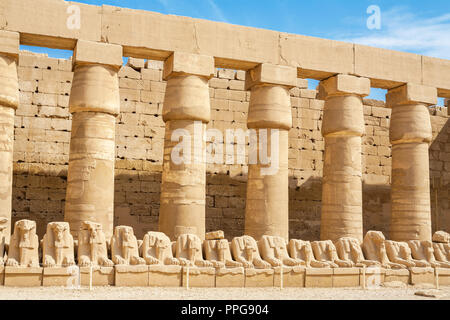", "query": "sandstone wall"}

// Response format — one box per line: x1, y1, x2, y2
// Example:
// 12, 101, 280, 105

11, 51, 450, 240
